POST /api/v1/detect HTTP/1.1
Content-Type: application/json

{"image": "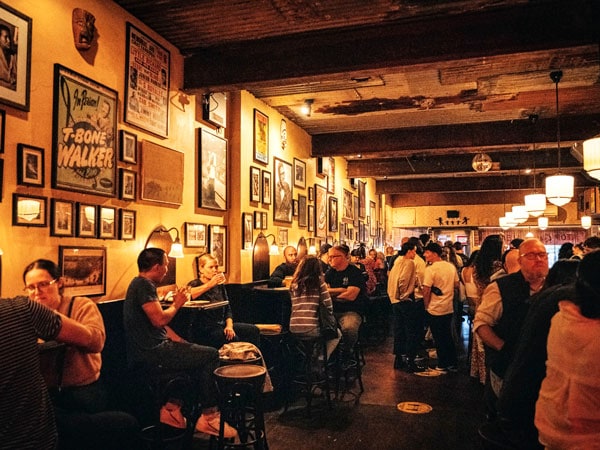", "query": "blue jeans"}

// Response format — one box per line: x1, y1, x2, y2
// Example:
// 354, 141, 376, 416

334, 311, 362, 353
